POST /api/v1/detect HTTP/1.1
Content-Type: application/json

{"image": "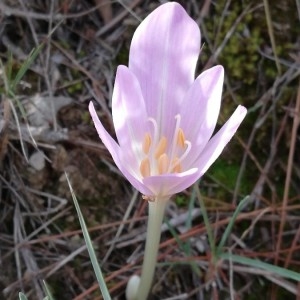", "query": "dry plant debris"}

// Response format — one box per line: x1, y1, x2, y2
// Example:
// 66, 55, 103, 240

0, 0, 299, 299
